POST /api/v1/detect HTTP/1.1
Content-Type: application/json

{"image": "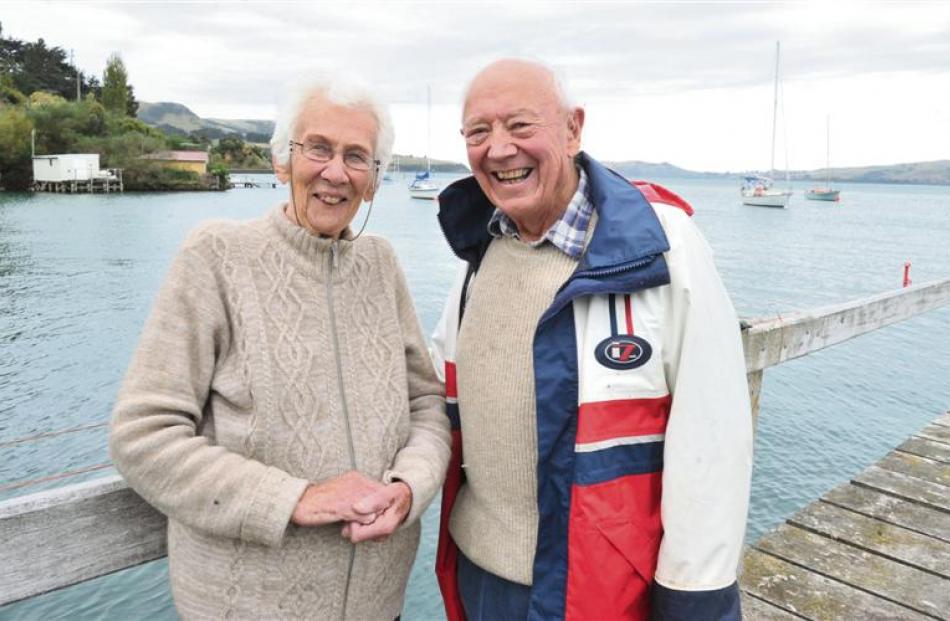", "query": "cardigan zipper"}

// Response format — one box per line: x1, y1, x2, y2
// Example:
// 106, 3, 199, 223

326, 240, 357, 621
